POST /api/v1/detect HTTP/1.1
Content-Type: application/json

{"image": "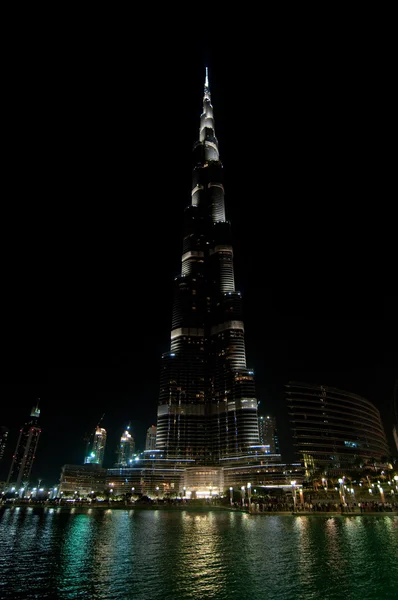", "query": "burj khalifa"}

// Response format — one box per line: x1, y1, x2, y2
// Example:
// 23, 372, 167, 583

156, 69, 260, 465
